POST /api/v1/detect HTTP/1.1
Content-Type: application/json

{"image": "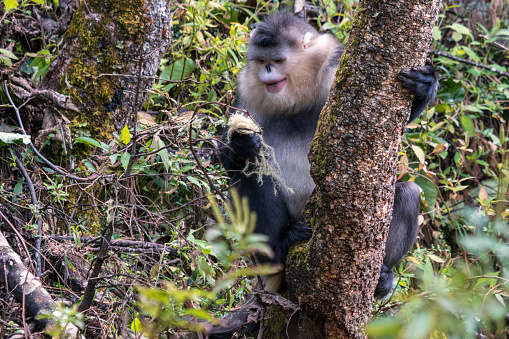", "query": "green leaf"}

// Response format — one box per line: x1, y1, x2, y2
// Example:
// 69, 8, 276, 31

432, 26, 442, 41
0, 132, 31, 145
82, 160, 96, 172
109, 154, 119, 165
366, 317, 402, 337
475, 271, 500, 288
4, 0, 19, 11
448, 23, 472, 36
120, 152, 130, 169
415, 175, 438, 208
63, 255, 75, 270
13, 178, 23, 203
1, 56, 12, 66
0, 48, 18, 60
74, 136, 100, 148
461, 114, 475, 135
452, 31, 462, 42
152, 136, 170, 171
404, 312, 433, 339
411, 145, 426, 164
437, 78, 465, 104
495, 293, 506, 307
160, 58, 197, 82
463, 105, 483, 113
462, 46, 480, 63
187, 176, 201, 186
428, 254, 444, 263
120, 124, 131, 145
422, 258, 435, 286
130, 318, 142, 333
